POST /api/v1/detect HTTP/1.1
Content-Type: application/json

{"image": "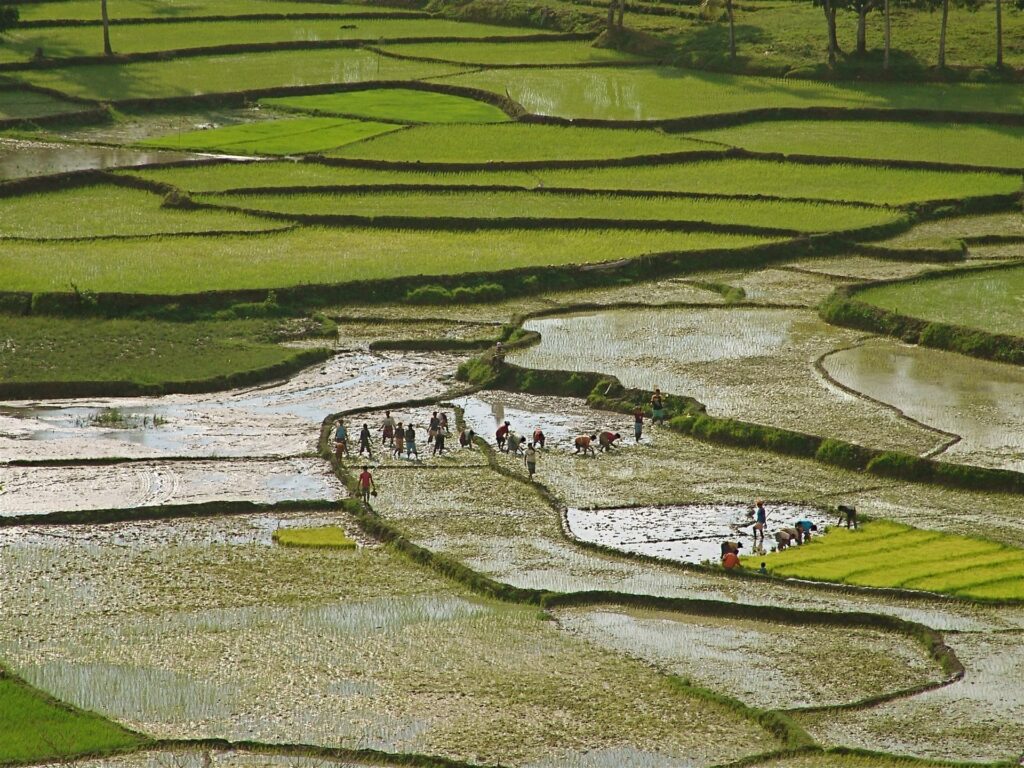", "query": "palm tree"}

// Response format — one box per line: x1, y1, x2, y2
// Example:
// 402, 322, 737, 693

101, 0, 112, 55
